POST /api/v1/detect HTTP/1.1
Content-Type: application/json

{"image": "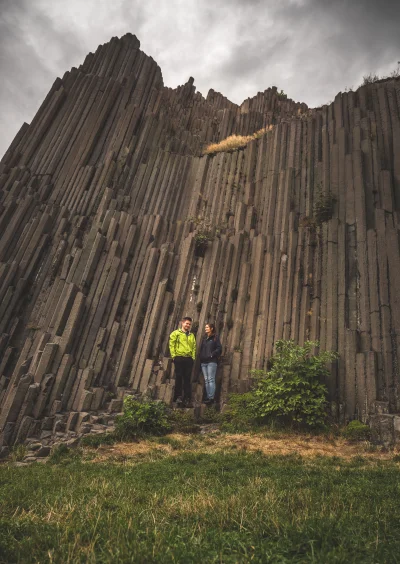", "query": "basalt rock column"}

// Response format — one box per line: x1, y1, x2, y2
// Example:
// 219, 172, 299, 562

0, 33, 399, 445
